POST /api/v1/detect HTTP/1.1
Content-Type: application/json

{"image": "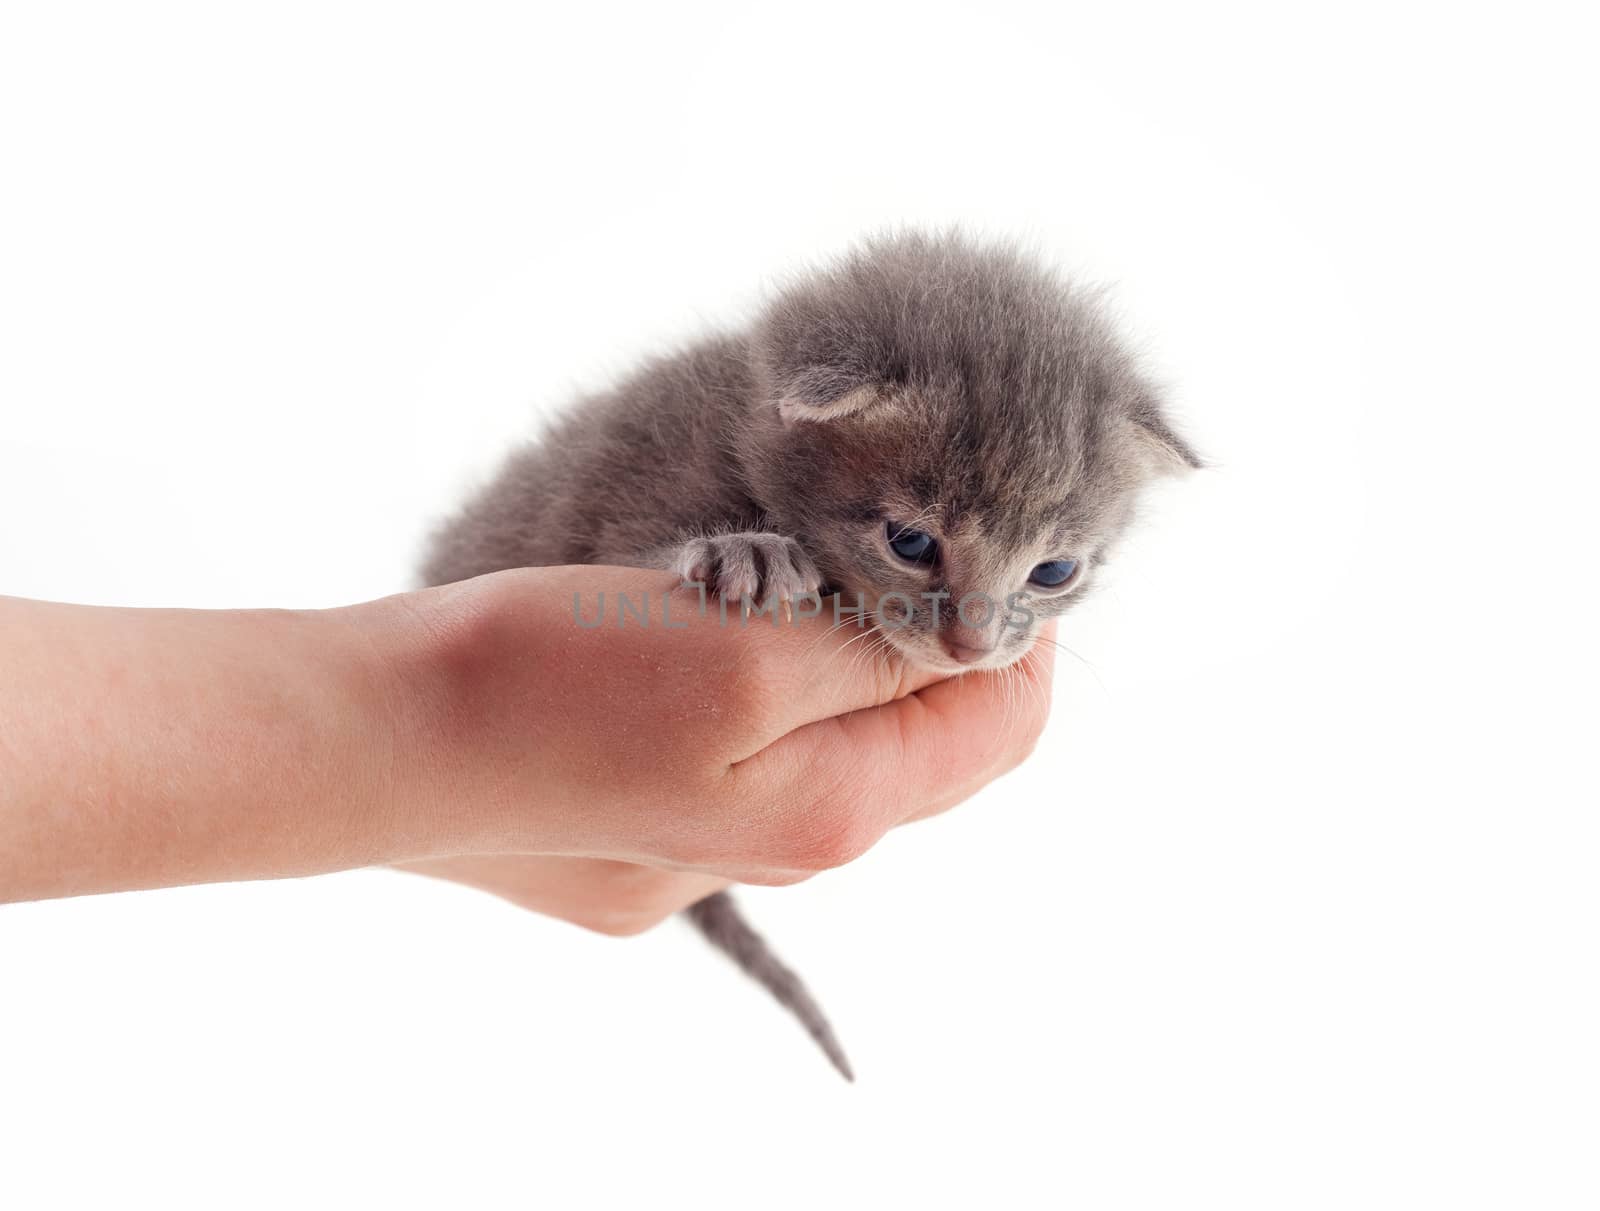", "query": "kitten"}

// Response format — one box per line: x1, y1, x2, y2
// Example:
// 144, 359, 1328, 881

421, 228, 1198, 1080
